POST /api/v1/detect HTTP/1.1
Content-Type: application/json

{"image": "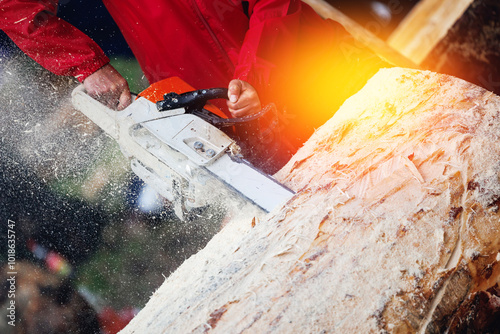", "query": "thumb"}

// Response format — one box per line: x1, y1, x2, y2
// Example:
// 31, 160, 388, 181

228, 79, 243, 103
